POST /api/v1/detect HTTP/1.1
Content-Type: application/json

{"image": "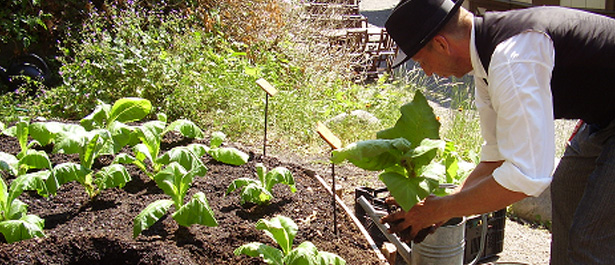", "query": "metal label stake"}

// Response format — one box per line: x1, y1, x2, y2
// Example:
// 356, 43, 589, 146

256, 78, 278, 158
316, 122, 342, 236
